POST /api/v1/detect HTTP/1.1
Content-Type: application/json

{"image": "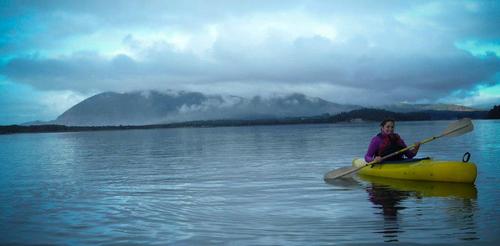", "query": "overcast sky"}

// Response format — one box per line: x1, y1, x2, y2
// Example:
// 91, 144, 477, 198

1, 0, 499, 124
